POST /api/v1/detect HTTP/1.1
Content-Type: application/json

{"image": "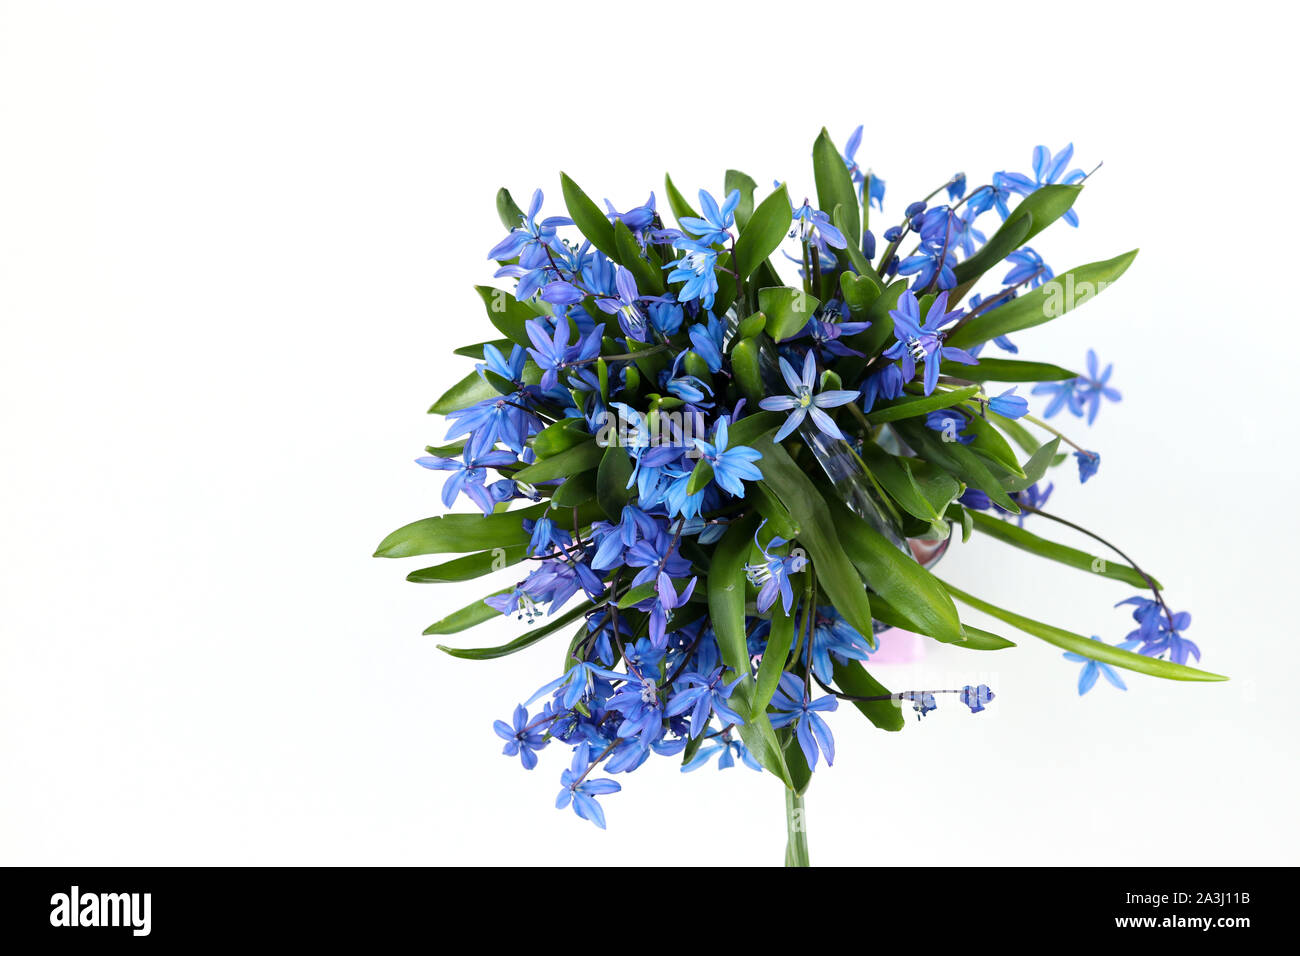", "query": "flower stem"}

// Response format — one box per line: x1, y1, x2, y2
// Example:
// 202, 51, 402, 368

784, 789, 810, 867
